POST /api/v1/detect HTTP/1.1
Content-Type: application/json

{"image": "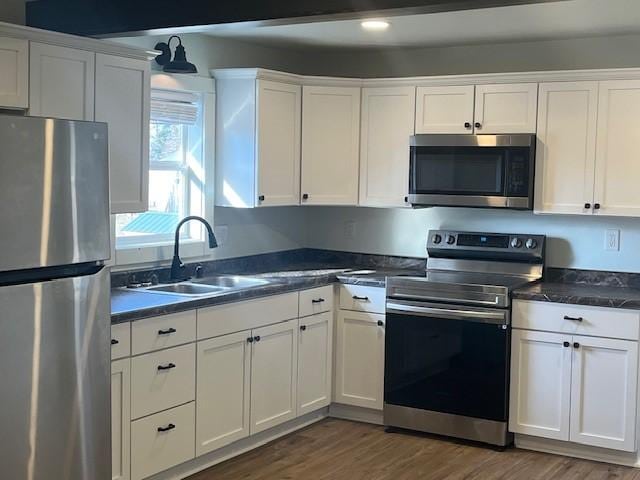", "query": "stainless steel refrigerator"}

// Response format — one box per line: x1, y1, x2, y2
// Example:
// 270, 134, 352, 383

0, 115, 111, 480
